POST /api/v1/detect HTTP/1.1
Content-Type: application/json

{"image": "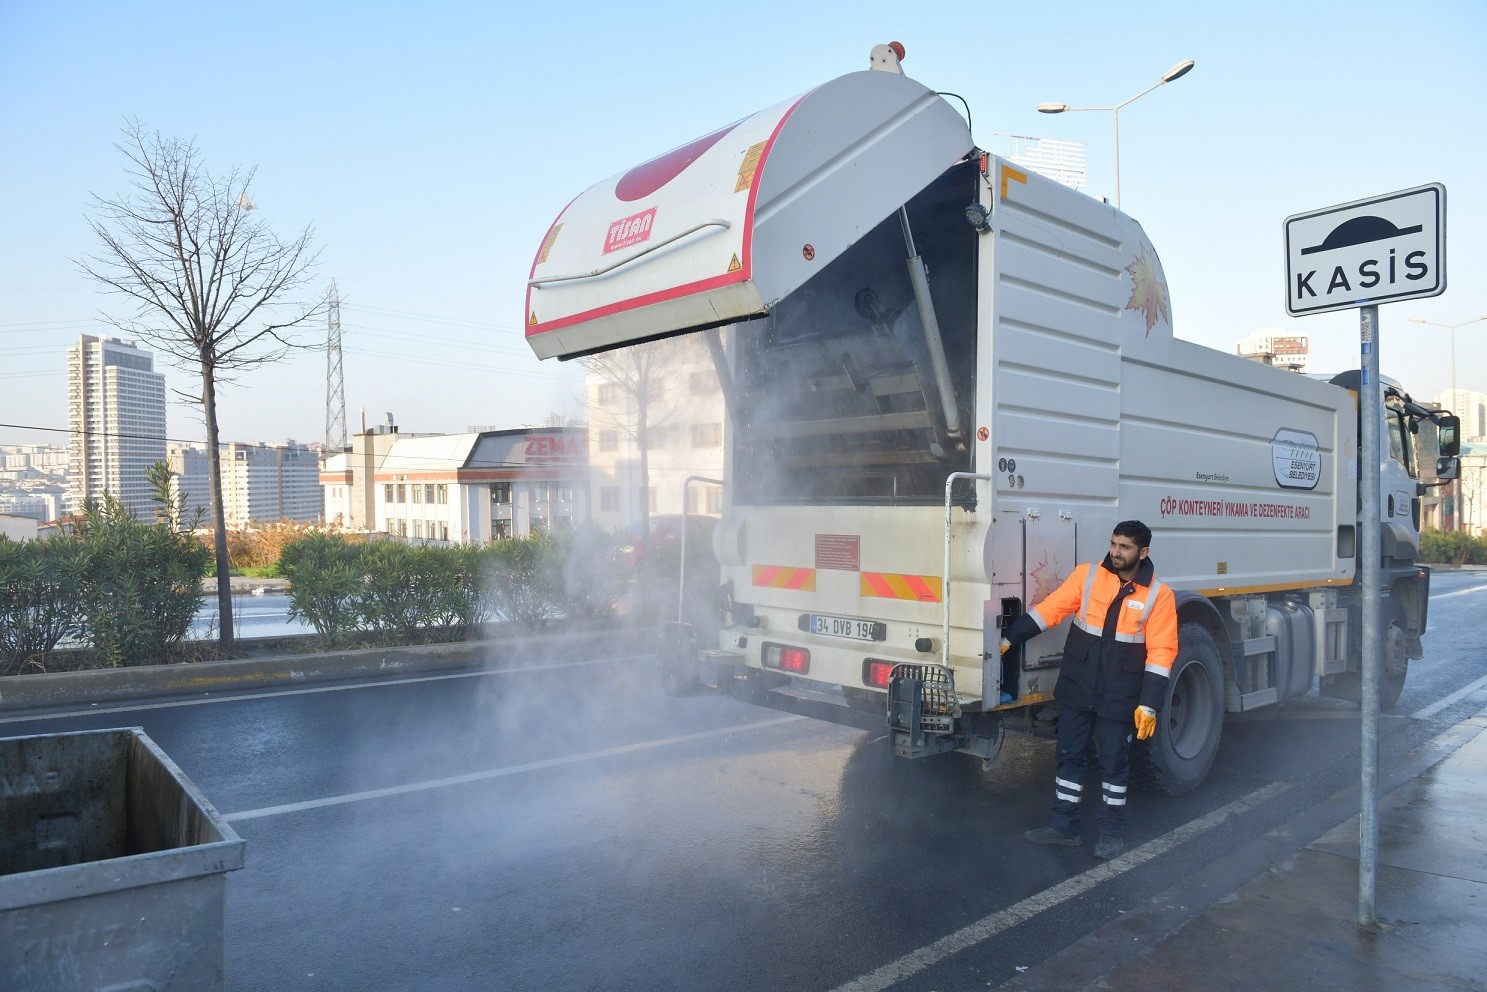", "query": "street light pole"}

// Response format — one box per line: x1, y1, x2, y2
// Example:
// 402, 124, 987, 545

1037, 59, 1194, 209
1409, 314, 1487, 531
